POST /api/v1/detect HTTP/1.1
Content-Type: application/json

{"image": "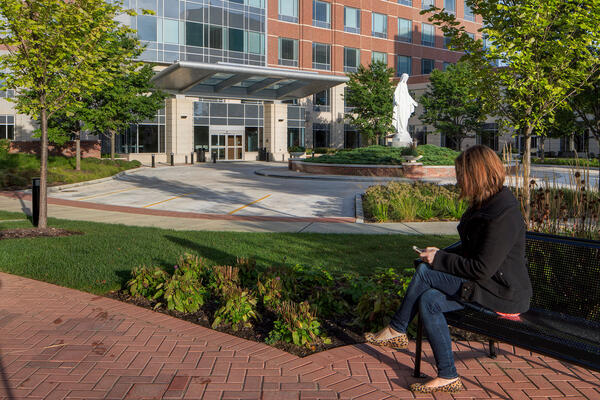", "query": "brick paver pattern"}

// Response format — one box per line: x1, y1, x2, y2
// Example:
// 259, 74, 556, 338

0, 272, 599, 399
